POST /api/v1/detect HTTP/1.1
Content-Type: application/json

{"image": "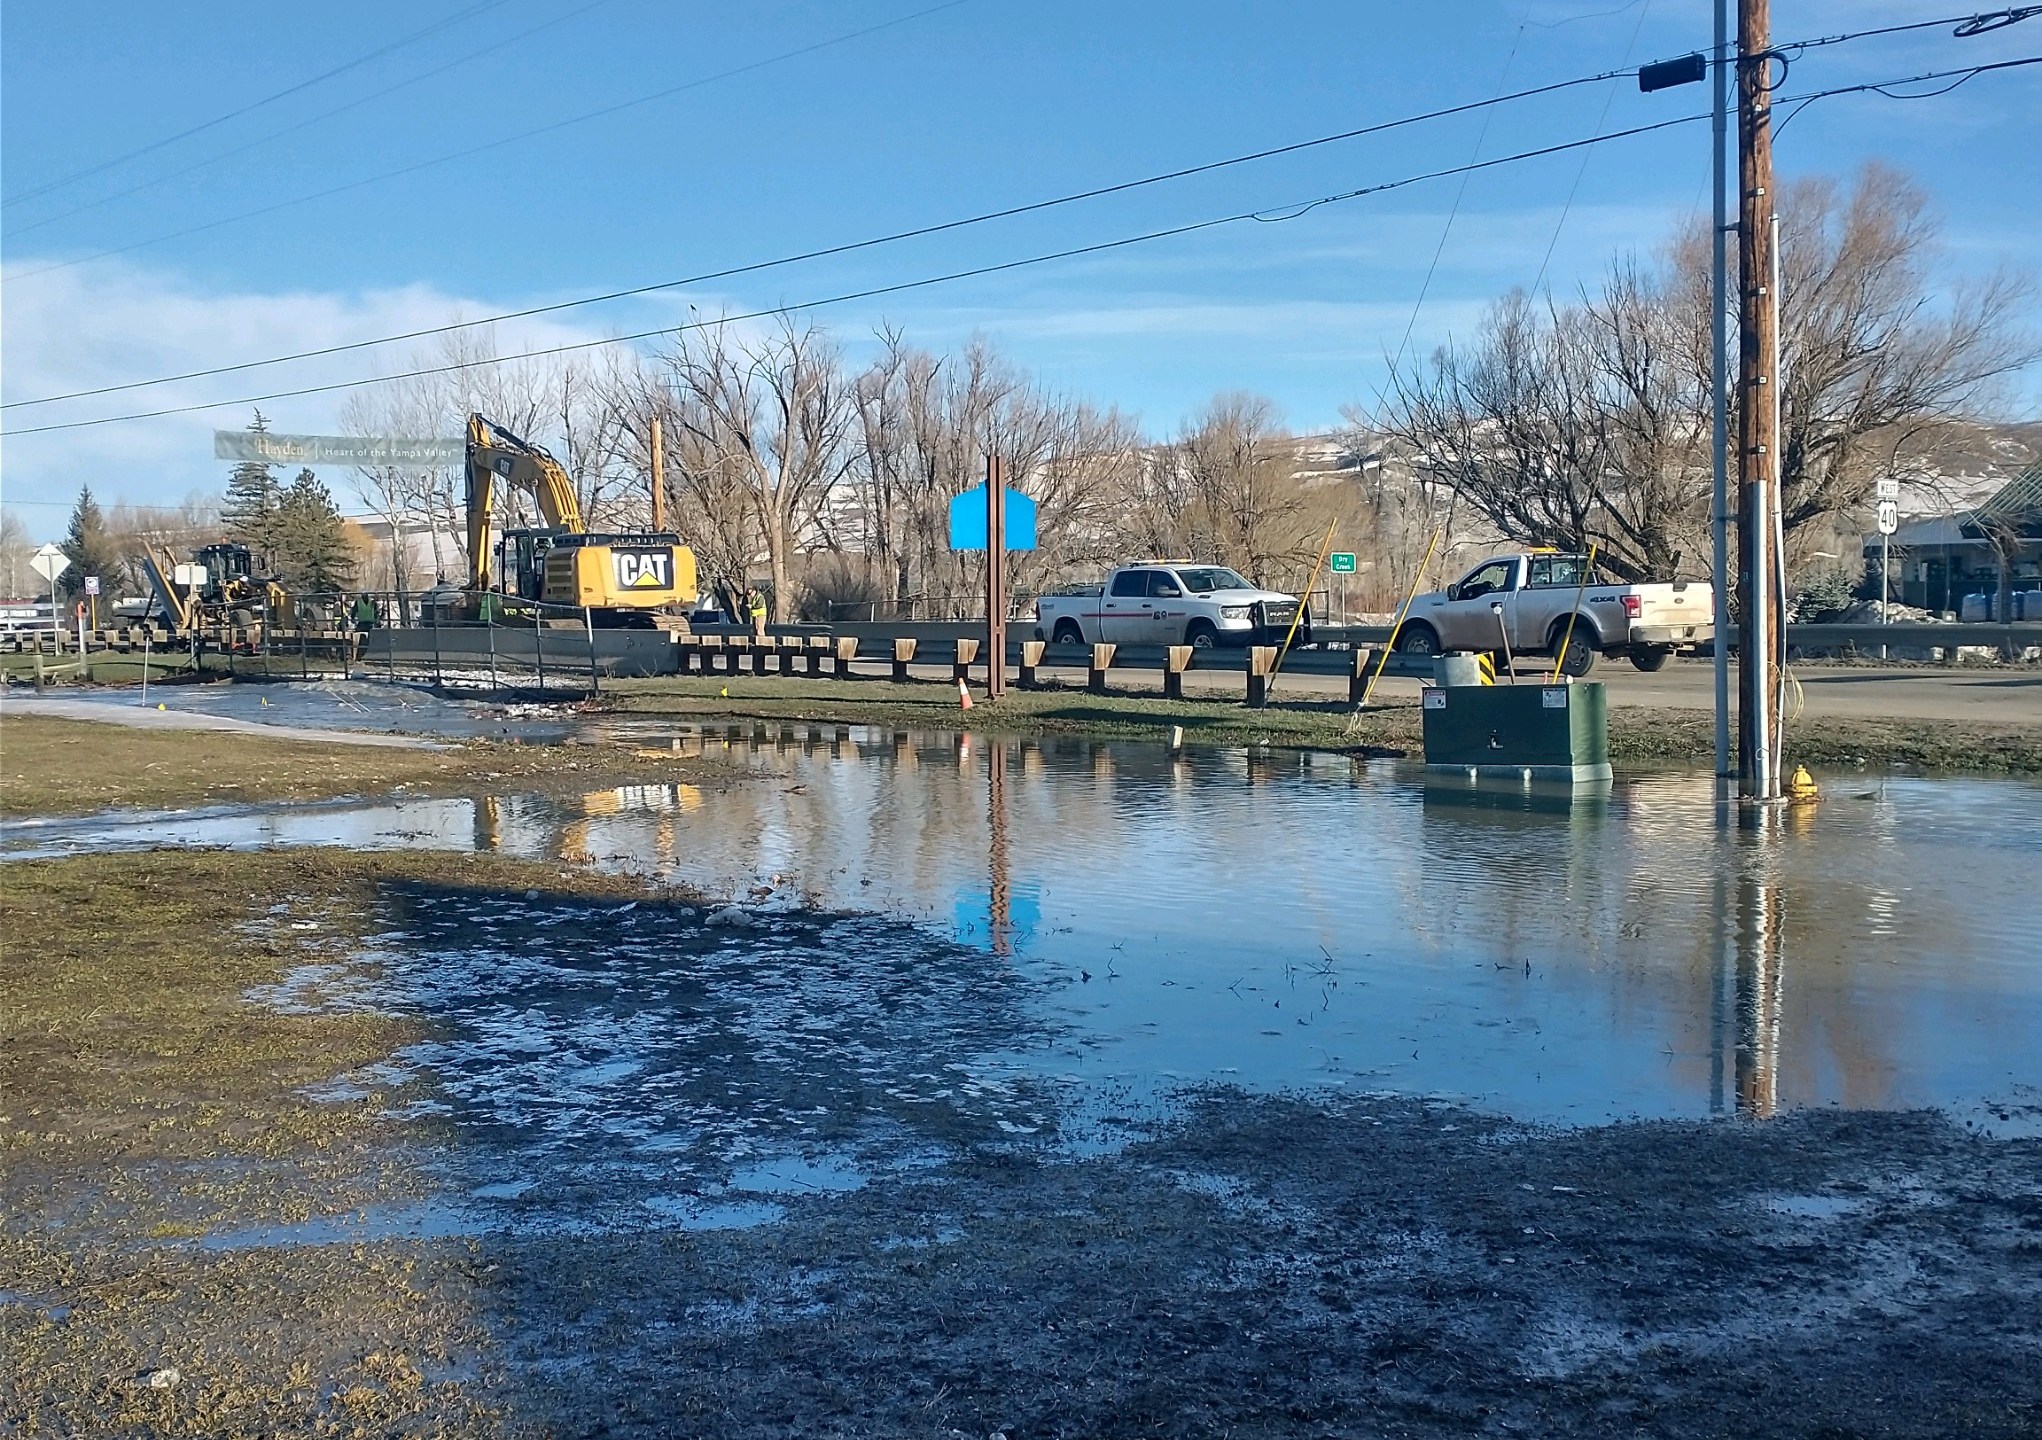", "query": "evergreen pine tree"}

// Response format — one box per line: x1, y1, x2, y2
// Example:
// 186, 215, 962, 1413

58, 483, 123, 603
276, 468, 356, 594
221, 409, 283, 562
